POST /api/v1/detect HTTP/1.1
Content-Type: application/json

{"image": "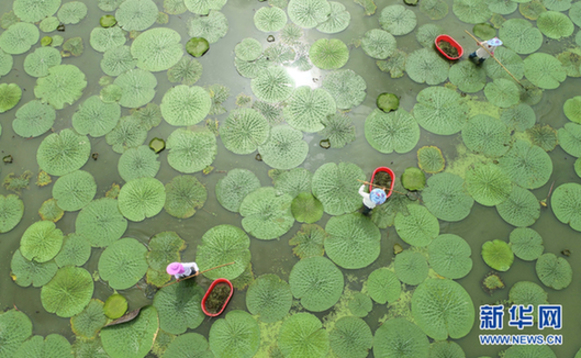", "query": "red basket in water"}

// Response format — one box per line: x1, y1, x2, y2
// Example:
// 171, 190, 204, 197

201, 278, 233, 317
435, 35, 463, 60
370, 167, 395, 199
